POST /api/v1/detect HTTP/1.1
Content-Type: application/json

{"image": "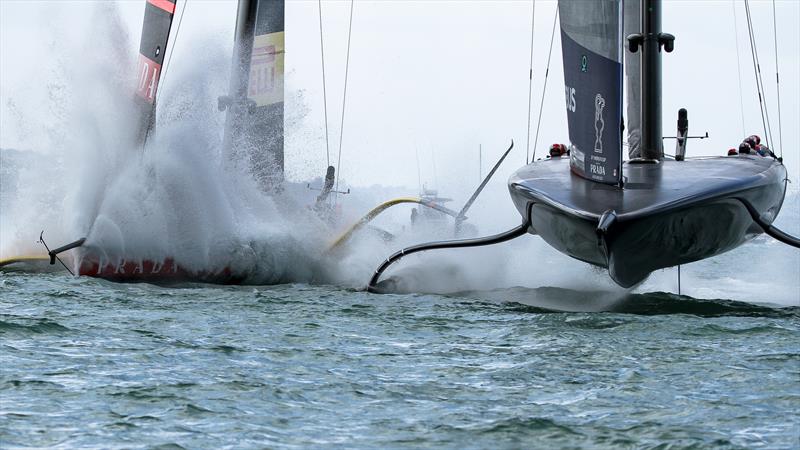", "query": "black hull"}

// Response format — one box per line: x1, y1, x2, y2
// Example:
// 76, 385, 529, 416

508, 156, 787, 287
